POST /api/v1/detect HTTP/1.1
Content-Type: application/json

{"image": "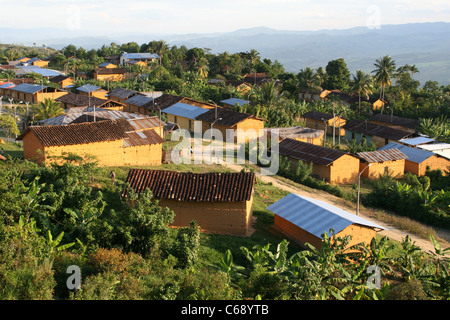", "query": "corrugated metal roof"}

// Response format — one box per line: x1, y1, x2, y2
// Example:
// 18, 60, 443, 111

357, 148, 408, 163
162, 102, 210, 120
267, 193, 386, 239
124, 94, 153, 107
122, 53, 159, 60
0, 82, 16, 89
38, 108, 149, 126
379, 142, 435, 164
417, 143, 450, 160
123, 129, 165, 147
16, 66, 61, 77
77, 84, 102, 93
278, 138, 351, 166
399, 136, 435, 146
128, 117, 164, 130
10, 83, 48, 94
220, 98, 250, 106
